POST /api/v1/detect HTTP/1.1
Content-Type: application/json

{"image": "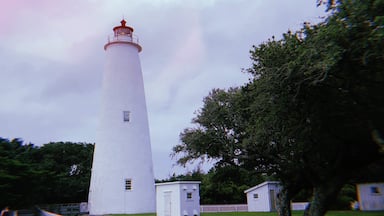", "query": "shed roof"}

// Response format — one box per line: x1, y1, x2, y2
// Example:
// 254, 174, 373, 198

356, 182, 384, 186
244, 181, 281, 194
155, 181, 201, 186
